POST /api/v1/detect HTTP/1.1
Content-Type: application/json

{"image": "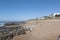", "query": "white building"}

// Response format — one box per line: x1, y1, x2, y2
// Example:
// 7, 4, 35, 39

39, 17, 45, 20
53, 13, 60, 16
49, 13, 60, 18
